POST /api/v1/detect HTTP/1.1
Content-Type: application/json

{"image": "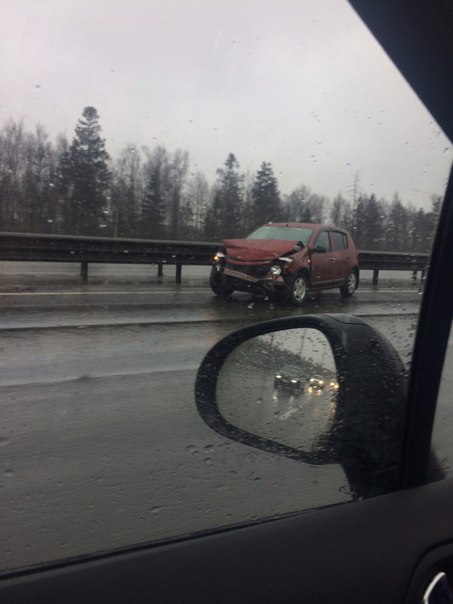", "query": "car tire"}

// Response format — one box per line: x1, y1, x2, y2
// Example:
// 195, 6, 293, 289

209, 267, 234, 298
340, 269, 358, 298
287, 273, 308, 306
